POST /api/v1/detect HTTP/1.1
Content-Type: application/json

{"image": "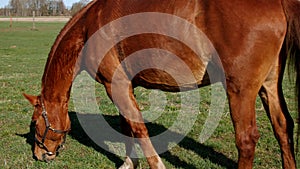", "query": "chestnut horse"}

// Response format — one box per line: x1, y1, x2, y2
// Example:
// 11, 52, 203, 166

24, 0, 300, 168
